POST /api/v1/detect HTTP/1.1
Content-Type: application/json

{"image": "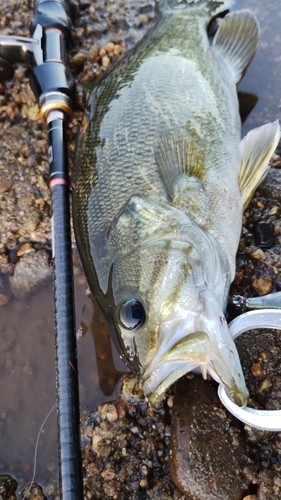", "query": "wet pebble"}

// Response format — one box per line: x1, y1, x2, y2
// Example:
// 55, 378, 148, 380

251, 248, 267, 261
251, 276, 273, 295
170, 375, 248, 500
72, 51, 88, 68
0, 474, 17, 499
20, 483, 47, 500
81, 376, 183, 500
0, 270, 12, 307
0, 176, 12, 193
10, 251, 52, 299
259, 168, 281, 202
